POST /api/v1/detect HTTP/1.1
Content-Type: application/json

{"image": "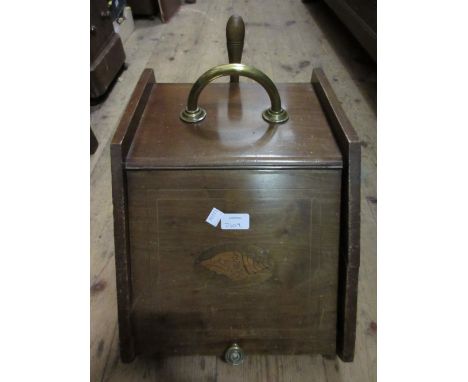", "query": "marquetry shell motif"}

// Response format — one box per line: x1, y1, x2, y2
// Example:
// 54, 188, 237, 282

197, 244, 272, 282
